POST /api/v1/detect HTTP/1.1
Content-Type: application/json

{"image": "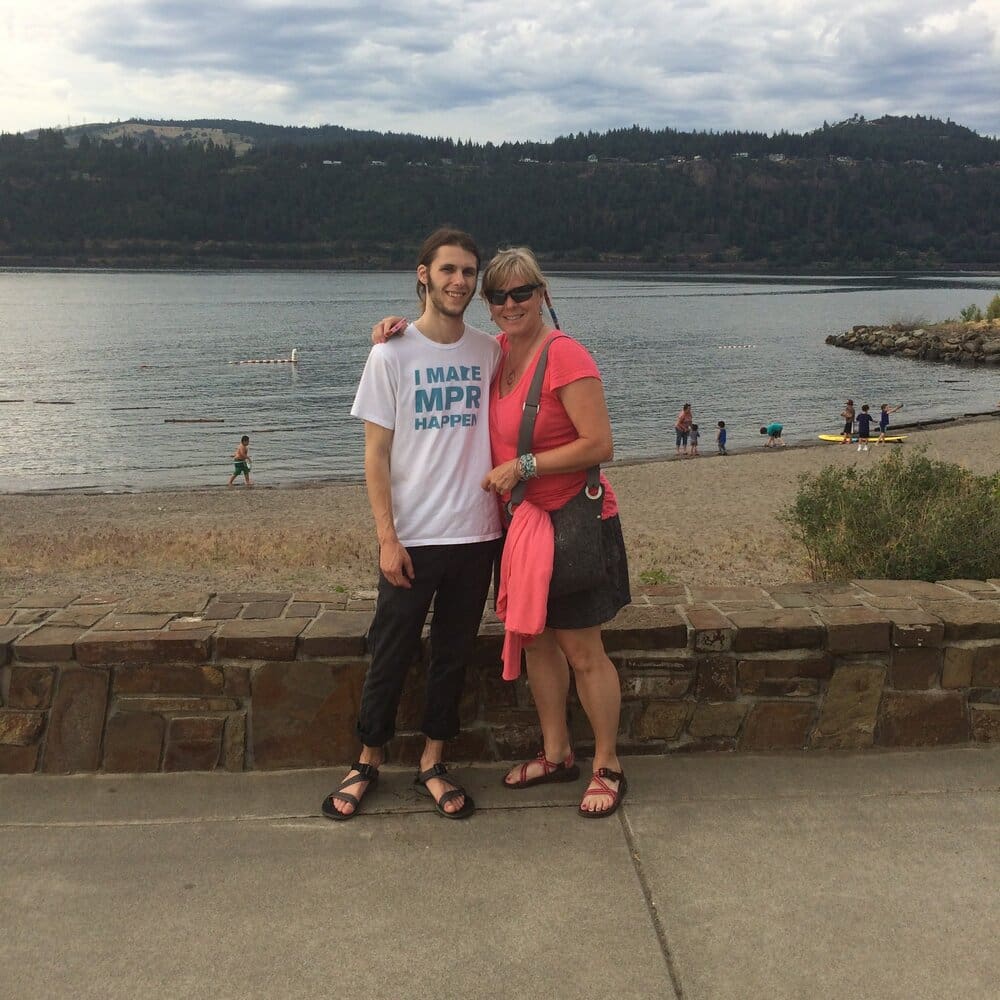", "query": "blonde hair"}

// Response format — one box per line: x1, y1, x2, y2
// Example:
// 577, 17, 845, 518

480, 247, 547, 303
